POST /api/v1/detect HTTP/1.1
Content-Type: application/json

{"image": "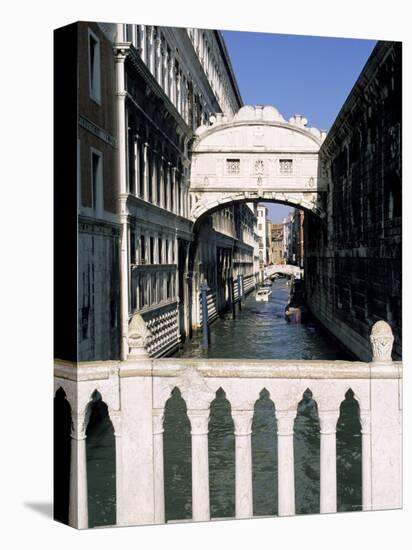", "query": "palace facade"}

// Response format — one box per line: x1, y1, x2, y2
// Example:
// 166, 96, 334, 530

72, 22, 261, 362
